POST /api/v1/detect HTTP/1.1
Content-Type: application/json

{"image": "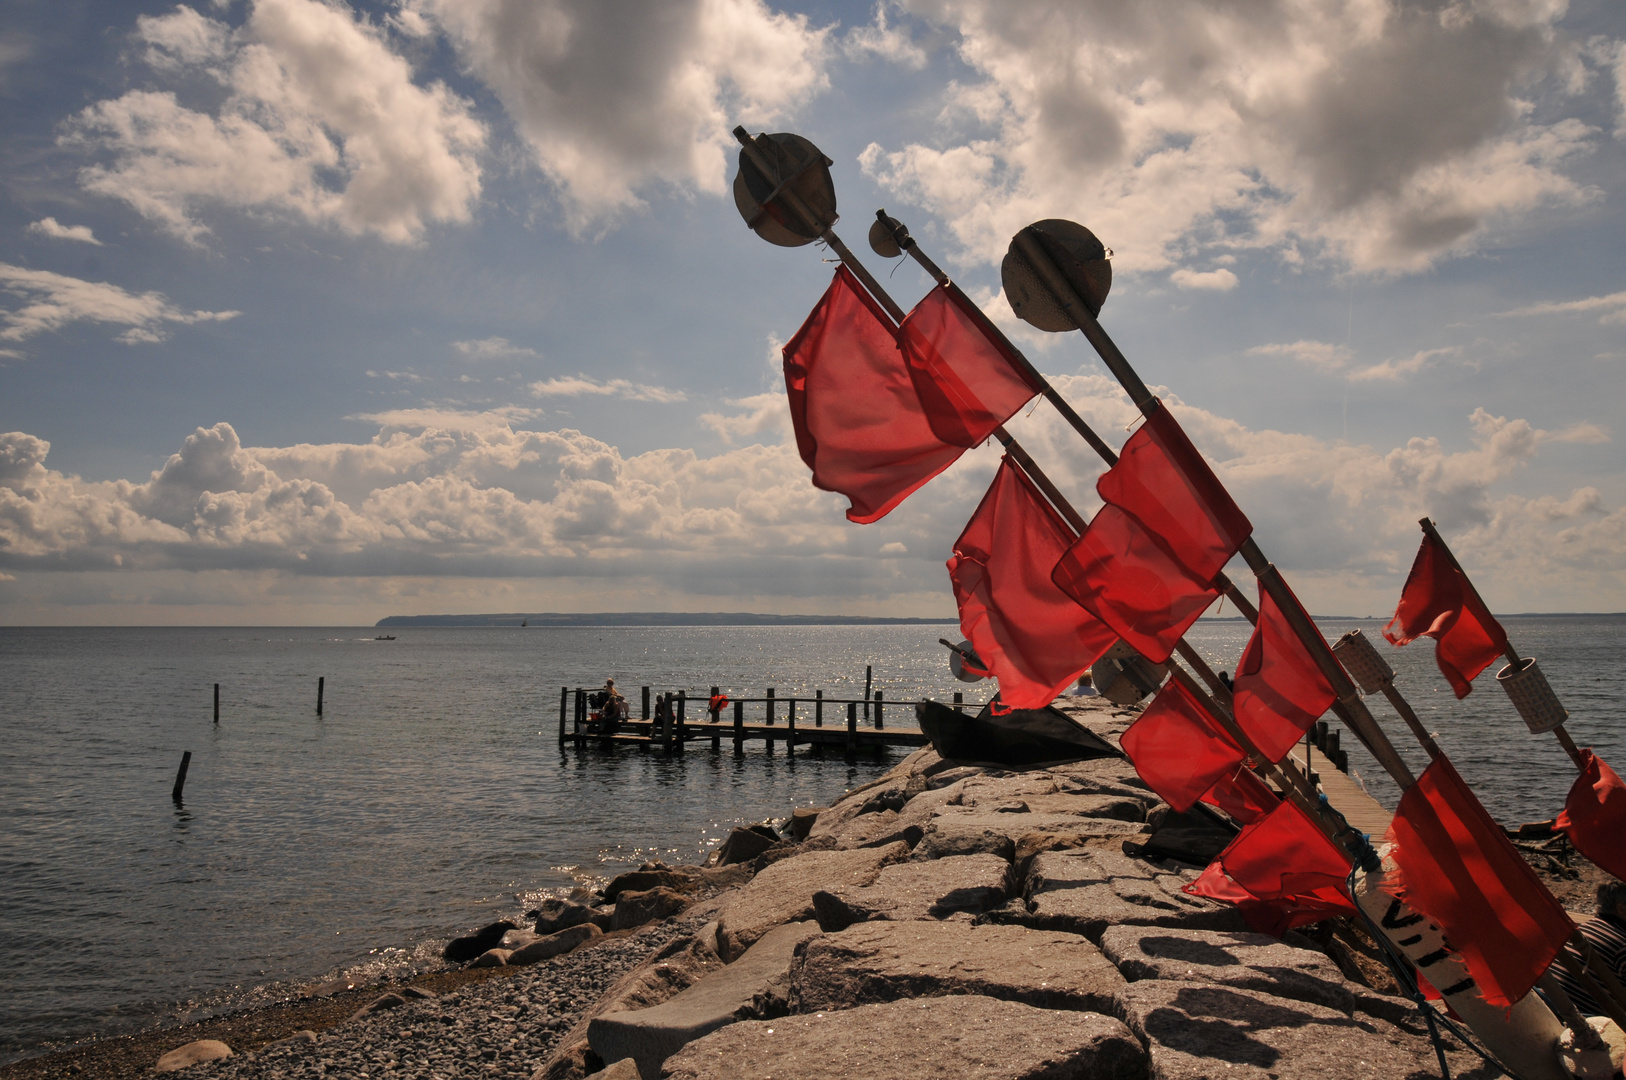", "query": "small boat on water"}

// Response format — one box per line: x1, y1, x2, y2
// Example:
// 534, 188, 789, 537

375, 634, 395, 641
